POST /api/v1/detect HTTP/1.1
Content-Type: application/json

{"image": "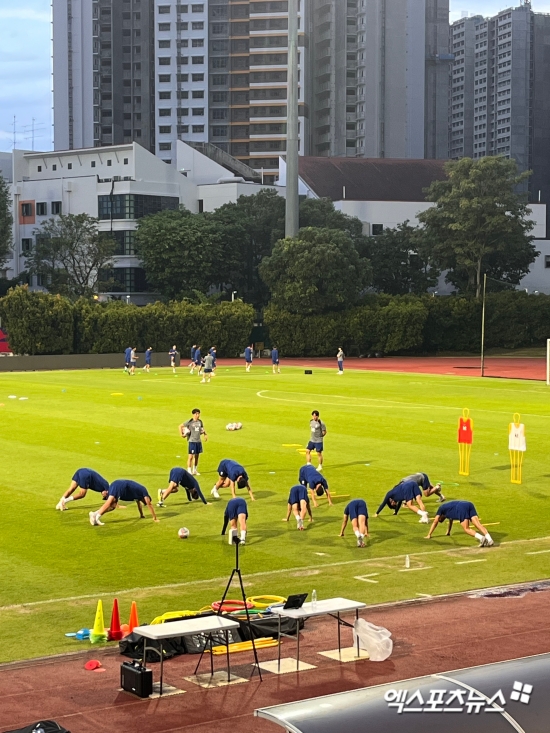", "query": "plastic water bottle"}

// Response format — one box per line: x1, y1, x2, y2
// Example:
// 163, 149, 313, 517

405, 554, 410, 569
312, 589, 317, 609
